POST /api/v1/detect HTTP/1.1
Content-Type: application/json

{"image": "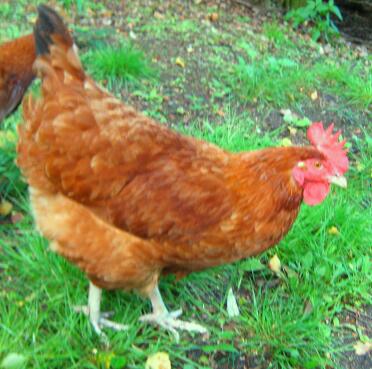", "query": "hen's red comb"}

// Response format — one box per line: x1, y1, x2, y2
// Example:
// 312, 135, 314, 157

307, 122, 349, 175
